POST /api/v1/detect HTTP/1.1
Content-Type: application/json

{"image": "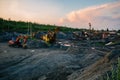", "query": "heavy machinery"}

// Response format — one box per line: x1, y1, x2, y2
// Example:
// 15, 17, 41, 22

8, 35, 28, 48
41, 27, 59, 44
8, 27, 60, 48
